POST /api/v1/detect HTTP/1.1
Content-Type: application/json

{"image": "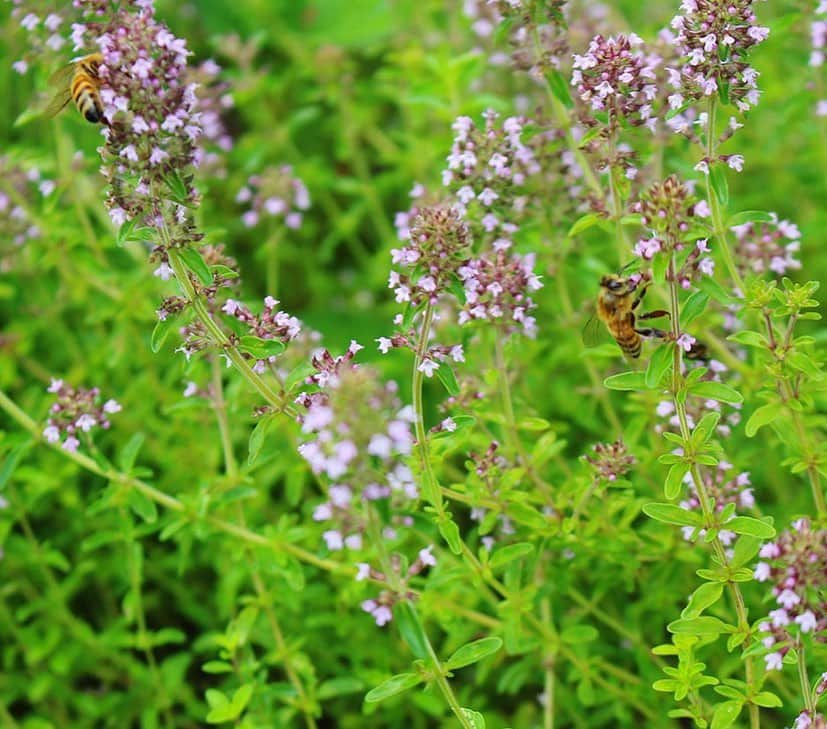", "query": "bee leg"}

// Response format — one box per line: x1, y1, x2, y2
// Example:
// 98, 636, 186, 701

630, 284, 650, 311
637, 309, 670, 321
634, 327, 668, 340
